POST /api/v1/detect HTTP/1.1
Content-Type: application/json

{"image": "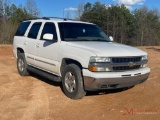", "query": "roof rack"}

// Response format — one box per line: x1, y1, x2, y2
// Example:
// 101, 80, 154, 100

26, 17, 75, 21
42, 17, 75, 21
